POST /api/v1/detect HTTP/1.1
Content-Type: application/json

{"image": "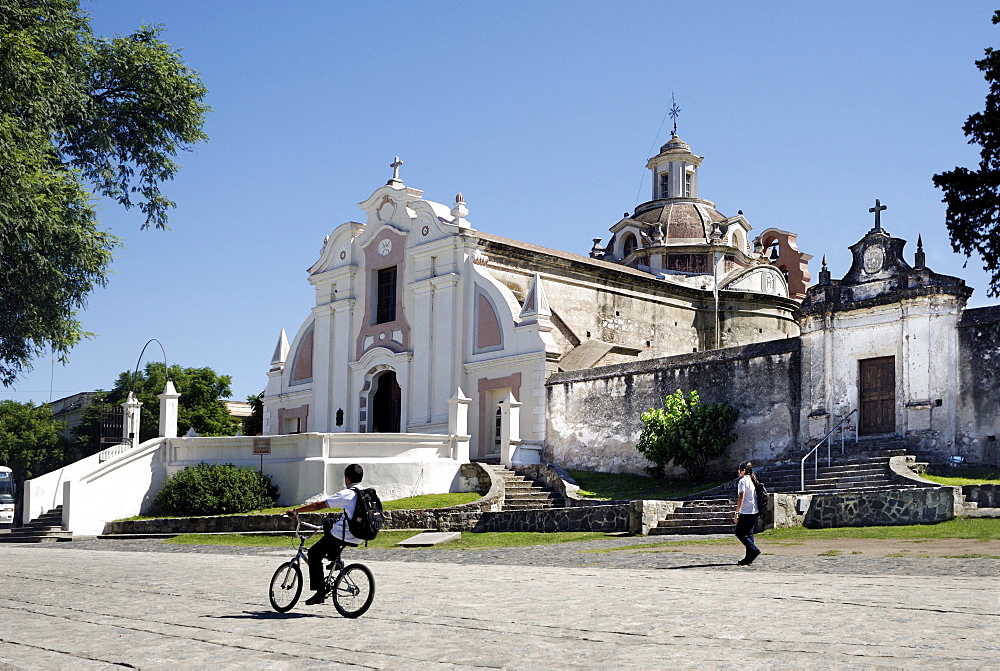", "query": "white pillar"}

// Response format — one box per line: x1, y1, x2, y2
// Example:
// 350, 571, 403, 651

447, 387, 472, 463
312, 306, 334, 431
158, 380, 181, 438
122, 391, 143, 449
499, 392, 521, 467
